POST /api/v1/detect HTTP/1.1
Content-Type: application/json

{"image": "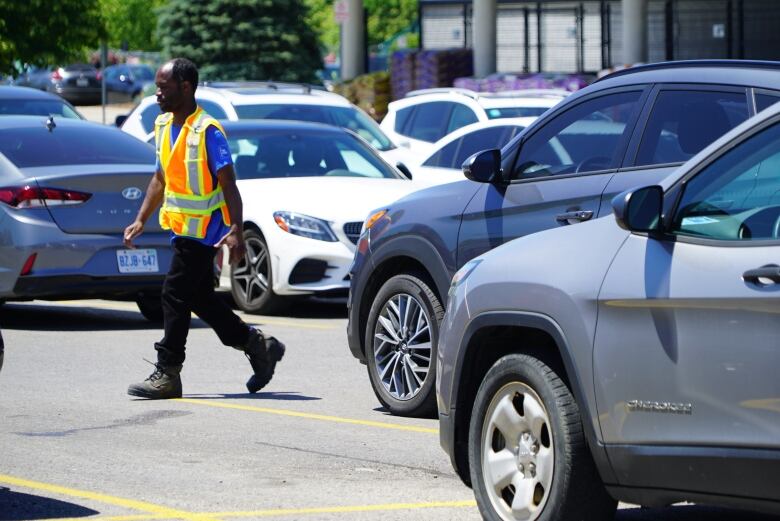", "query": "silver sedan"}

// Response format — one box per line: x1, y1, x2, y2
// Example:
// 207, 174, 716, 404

0, 116, 169, 320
